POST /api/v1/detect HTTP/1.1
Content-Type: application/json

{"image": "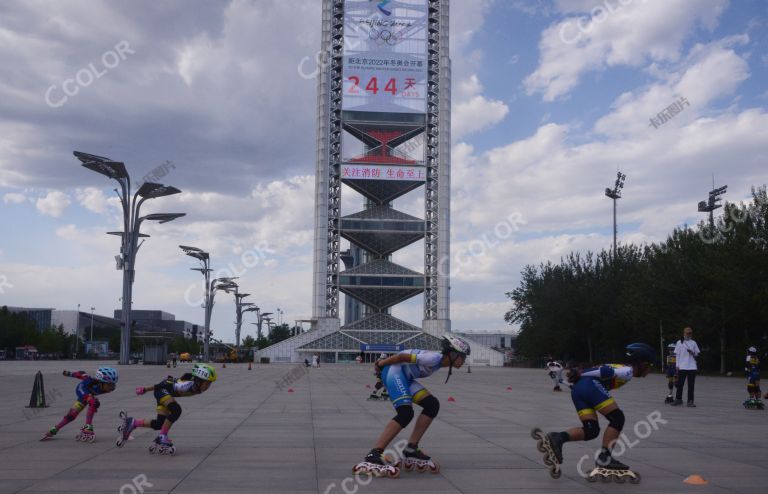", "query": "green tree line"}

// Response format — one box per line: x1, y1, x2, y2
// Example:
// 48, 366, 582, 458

505, 188, 768, 373
0, 307, 76, 357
